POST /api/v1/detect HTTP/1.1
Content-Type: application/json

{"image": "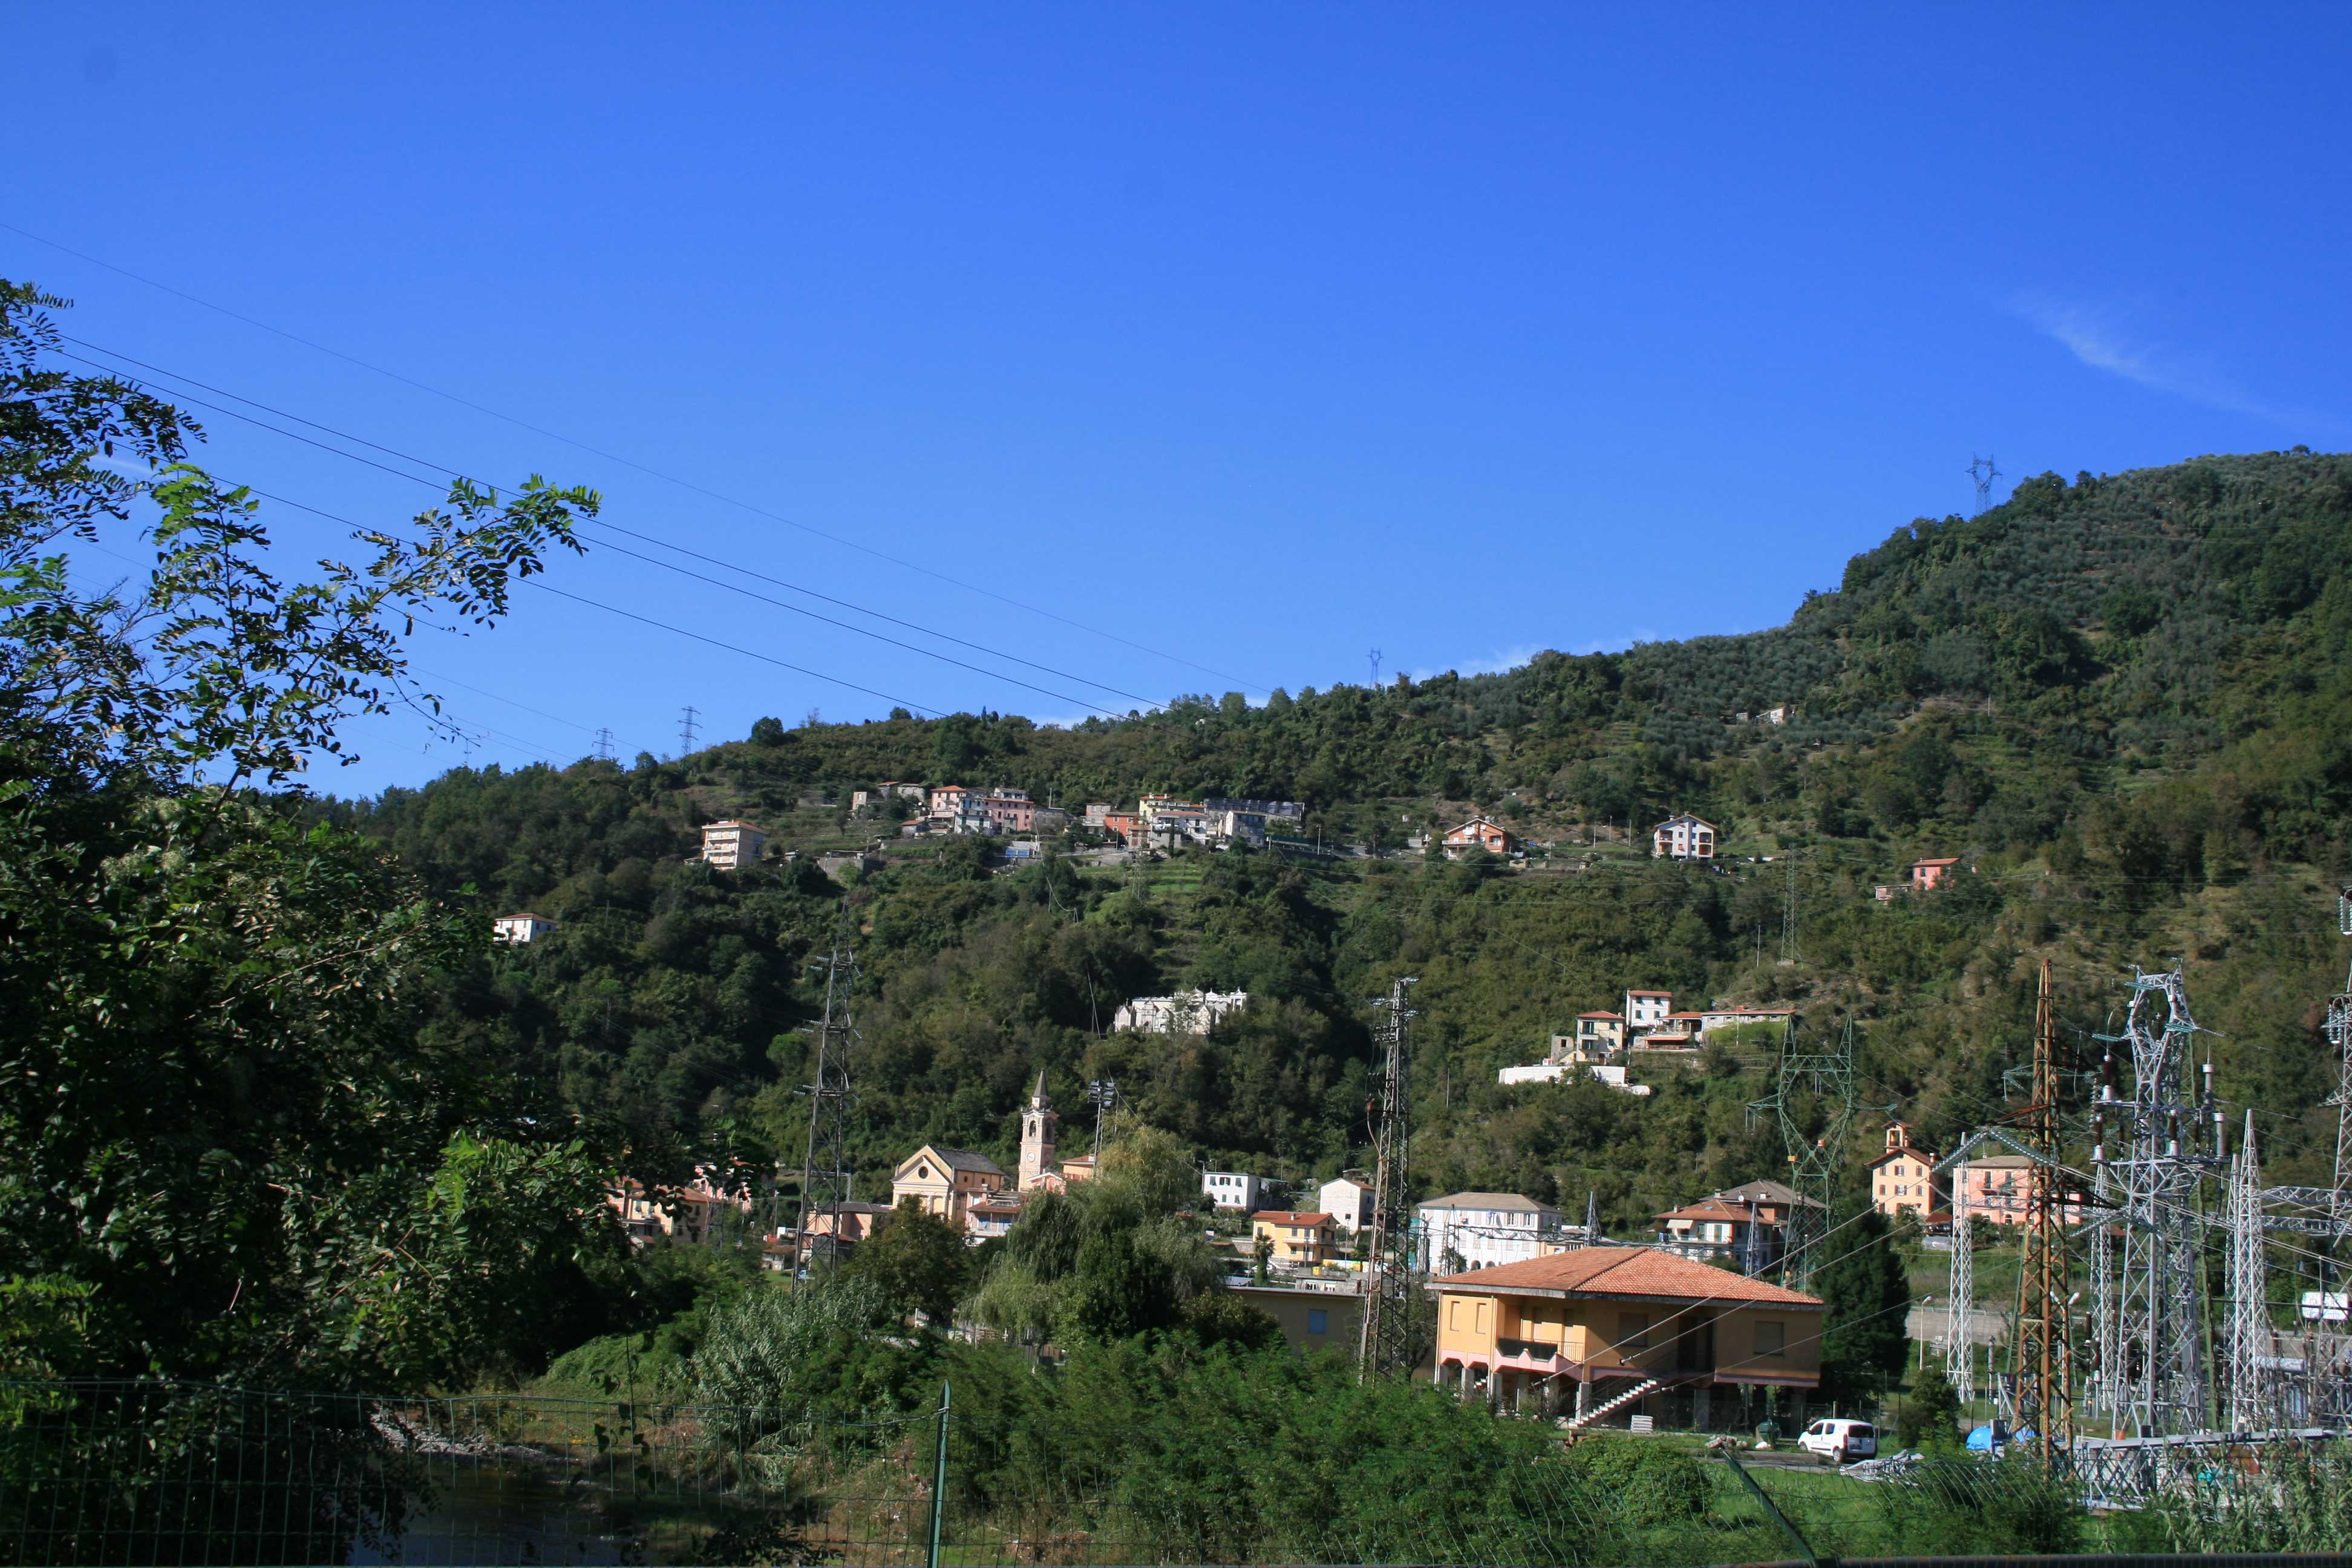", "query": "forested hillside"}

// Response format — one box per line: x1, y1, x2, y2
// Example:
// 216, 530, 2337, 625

336, 450, 2352, 1231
